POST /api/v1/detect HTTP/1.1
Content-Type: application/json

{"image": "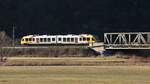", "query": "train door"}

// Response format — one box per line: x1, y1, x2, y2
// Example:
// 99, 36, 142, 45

75, 38, 78, 44
36, 38, 39, 44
